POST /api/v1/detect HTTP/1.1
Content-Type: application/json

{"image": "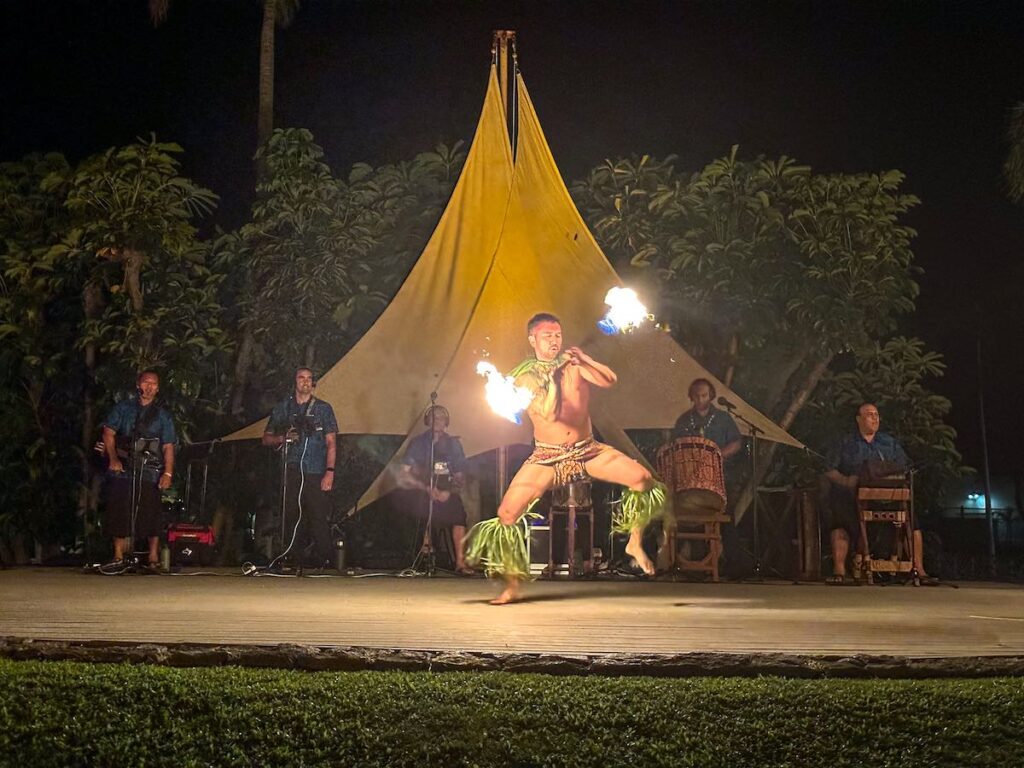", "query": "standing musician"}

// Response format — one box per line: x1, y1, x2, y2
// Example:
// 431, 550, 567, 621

467, 313, 667, 605
672, 378, 742, 461
262, 367, 338, 569
101, 370, 176, 568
